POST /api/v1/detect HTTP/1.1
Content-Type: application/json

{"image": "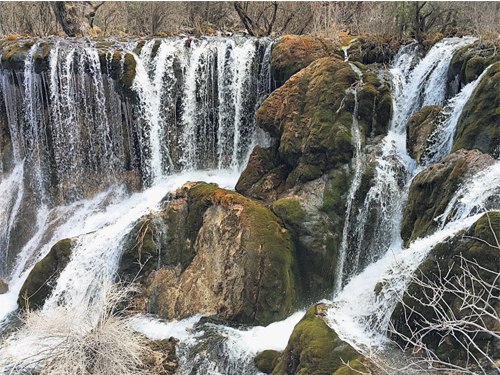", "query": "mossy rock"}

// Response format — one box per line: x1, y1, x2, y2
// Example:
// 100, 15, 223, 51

401, 149, 494, 246
392, 212, 500, 365
447, 40, 499, 96
270, 304, 368, 375
254, 350, 281, 374
0, 40, 34, 70
18, 238, 74, 310
117, 53, 137, 90
452, 62, 500, 158
406, 105, 444, 164
257, 57, 356, 187
235, 145, 290, 202
33, 42, 52, 74
270, 35, 335, 87
143, 337, 179, 374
